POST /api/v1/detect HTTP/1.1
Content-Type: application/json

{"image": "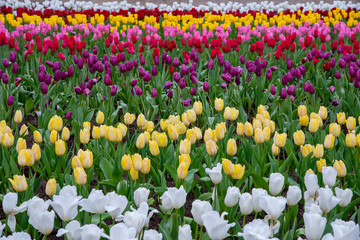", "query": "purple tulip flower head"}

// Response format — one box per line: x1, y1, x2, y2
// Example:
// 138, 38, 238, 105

270, 85, 277, 95
135, 86, 143, 96
65, 111, 72, 120
280, 88, 287, 99
203, 81, 209, 92
152, 88, 157, 98
12, 62, 19, 74
9, 51, 16, 63
111, 85, 118, 96
2, 58, 9, 68
40, 82, 48, 94
329, 86, 335, 92
7, 96, 14, 106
